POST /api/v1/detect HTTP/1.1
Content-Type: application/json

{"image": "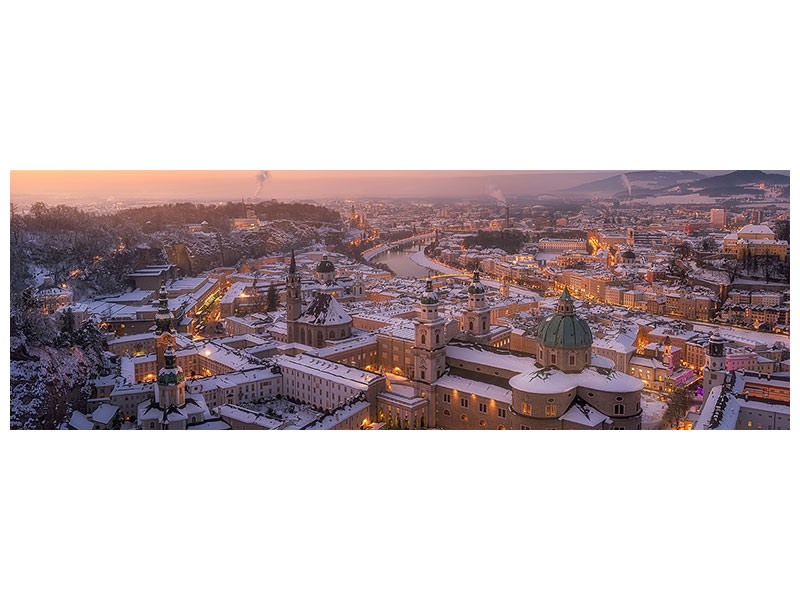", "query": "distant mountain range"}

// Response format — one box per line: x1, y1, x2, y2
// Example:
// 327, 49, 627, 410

562, 170, 789, 199
564, 171, 705, 196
